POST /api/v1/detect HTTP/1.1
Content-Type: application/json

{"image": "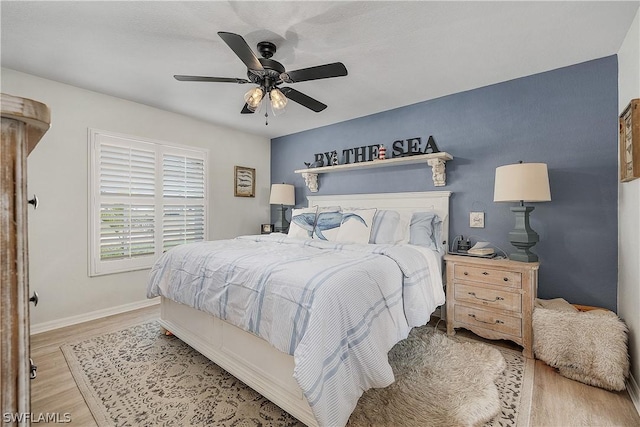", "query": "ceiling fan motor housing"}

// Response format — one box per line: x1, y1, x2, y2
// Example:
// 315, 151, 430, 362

257, 41, 277, 59
247, 52, 286, 88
